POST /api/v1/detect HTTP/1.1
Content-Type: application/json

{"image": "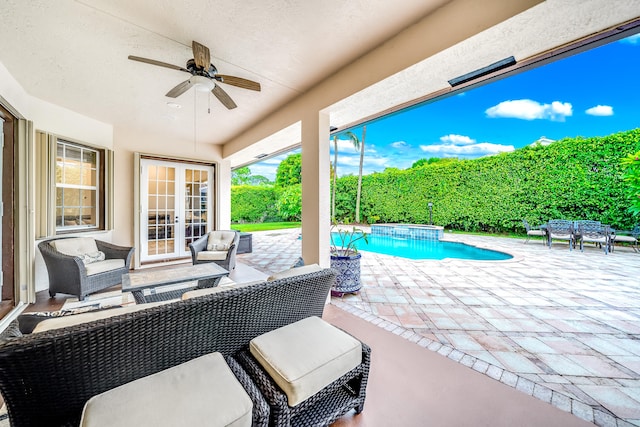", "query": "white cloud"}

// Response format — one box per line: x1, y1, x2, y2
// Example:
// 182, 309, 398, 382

585, 105, 614, 116
420, 141, 514, 158
440, 134, 476, 145
339, 156, 388, 168
334, 138, 361, 153
620, 34, 640, 45
485, 99, 573, 121
390, 141, 408, 149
